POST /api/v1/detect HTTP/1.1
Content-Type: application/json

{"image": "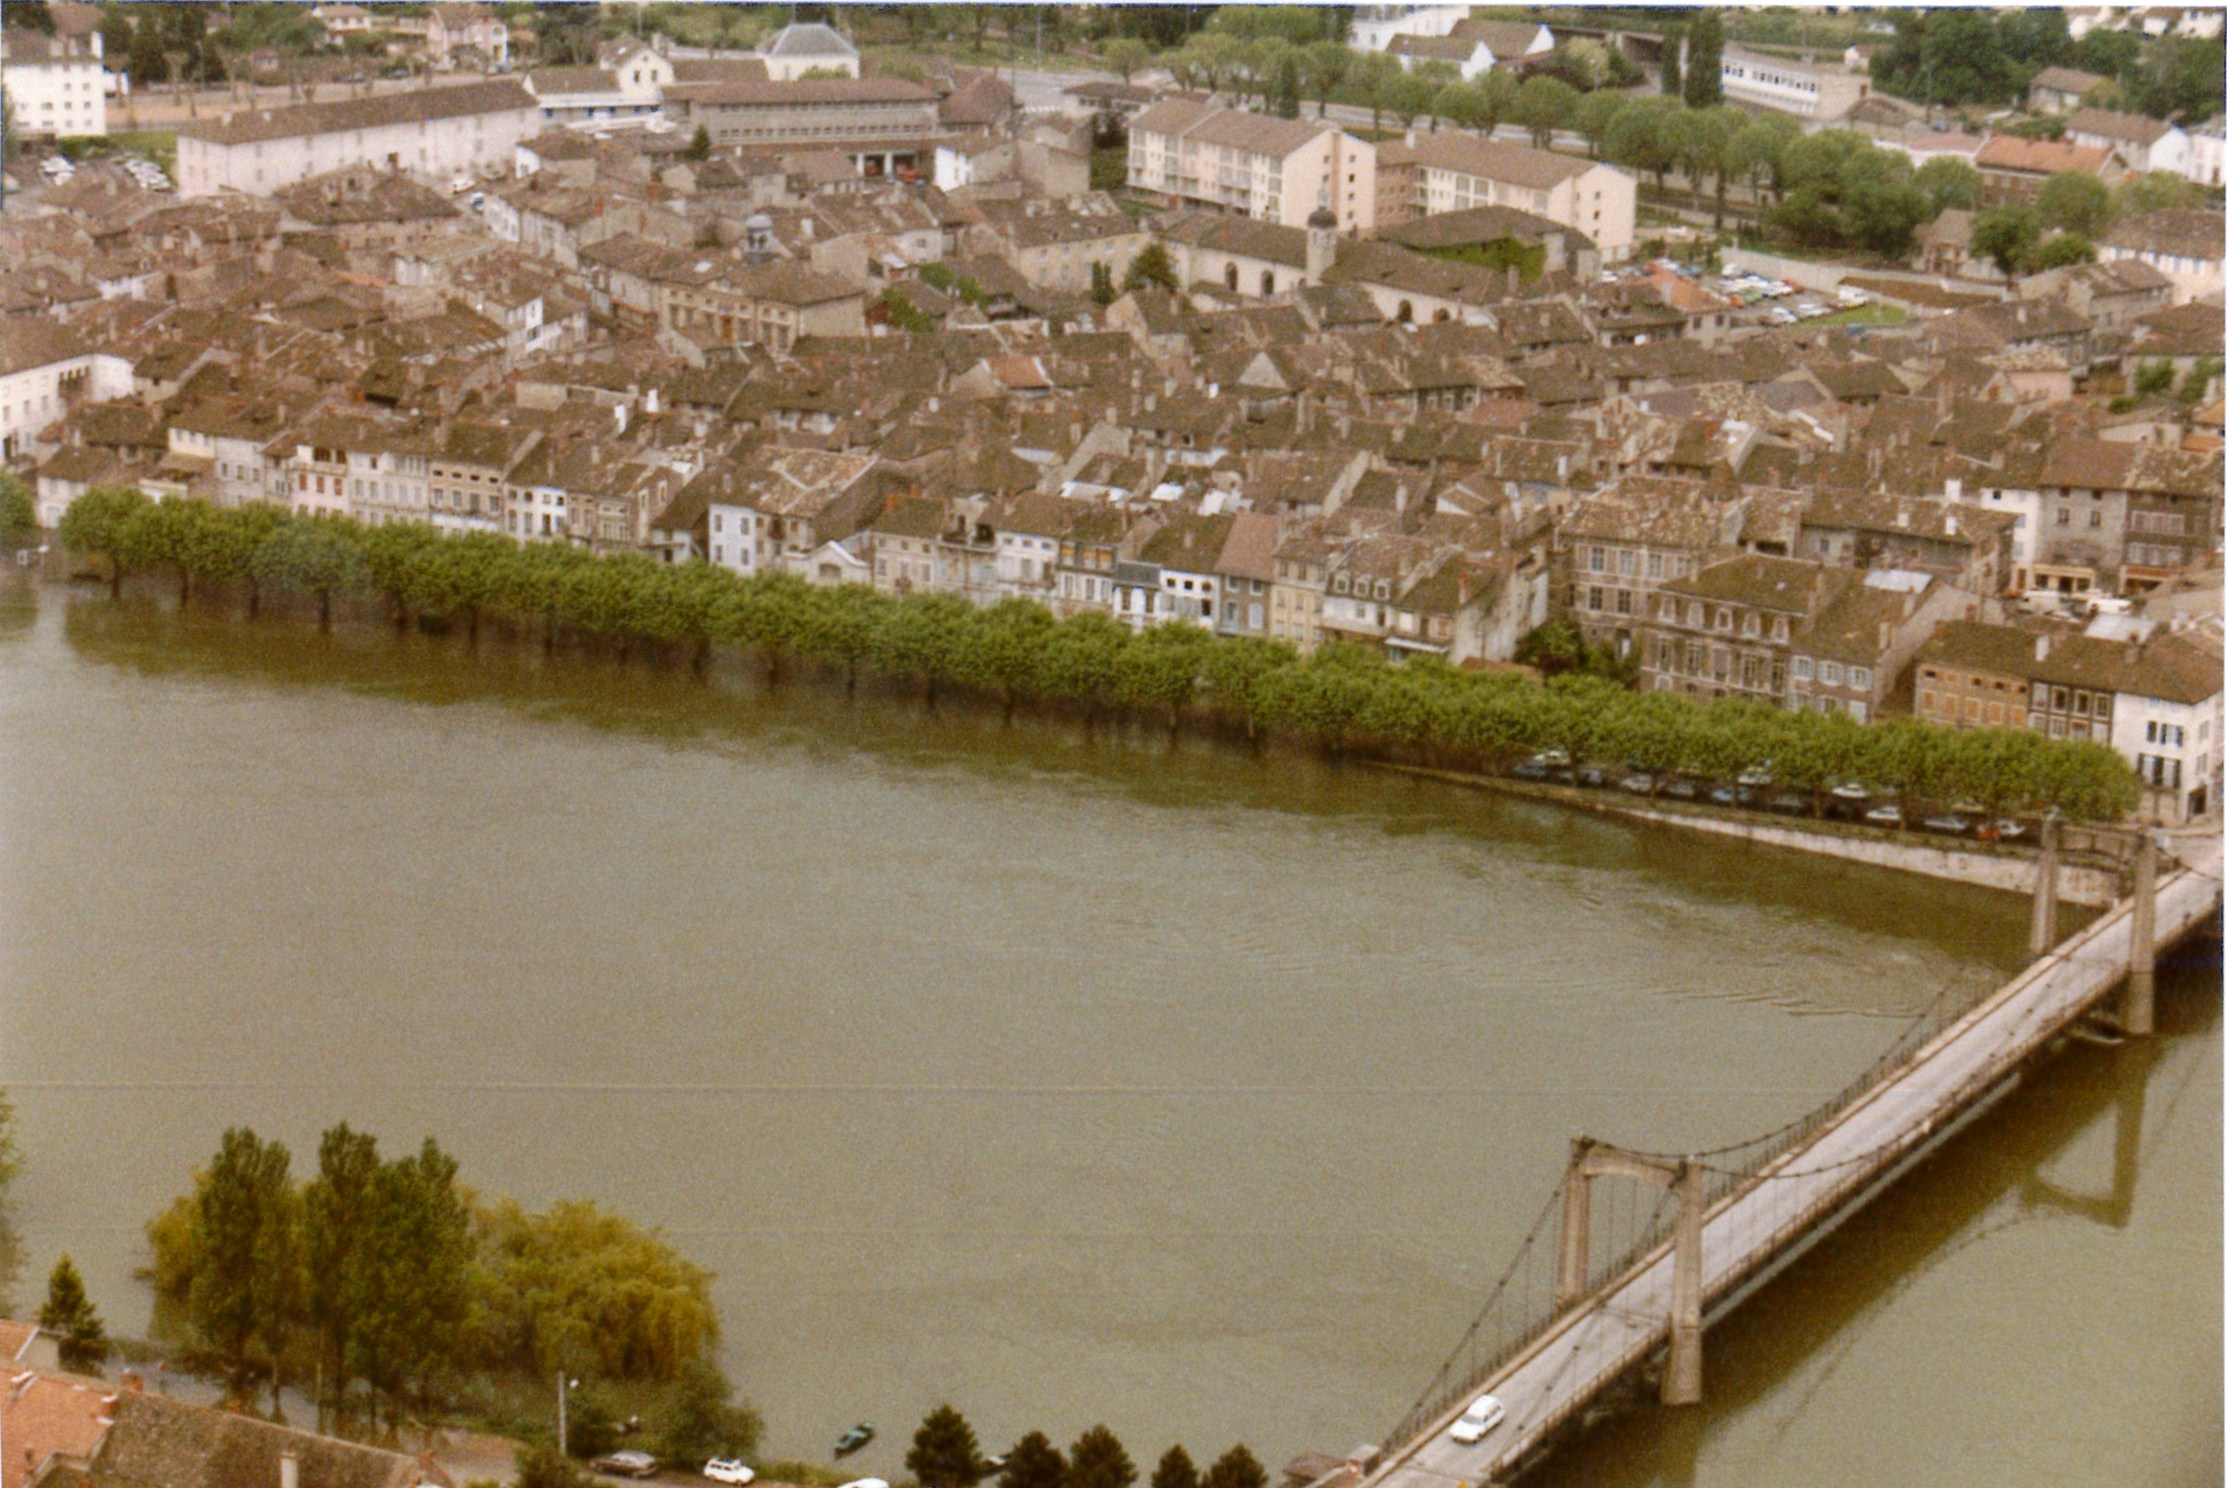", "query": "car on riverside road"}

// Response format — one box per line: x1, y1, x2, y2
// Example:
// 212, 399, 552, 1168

1448, 1393, 1507, 1445
592, 1451, 660, 1479
706, 1460, 756, 1485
